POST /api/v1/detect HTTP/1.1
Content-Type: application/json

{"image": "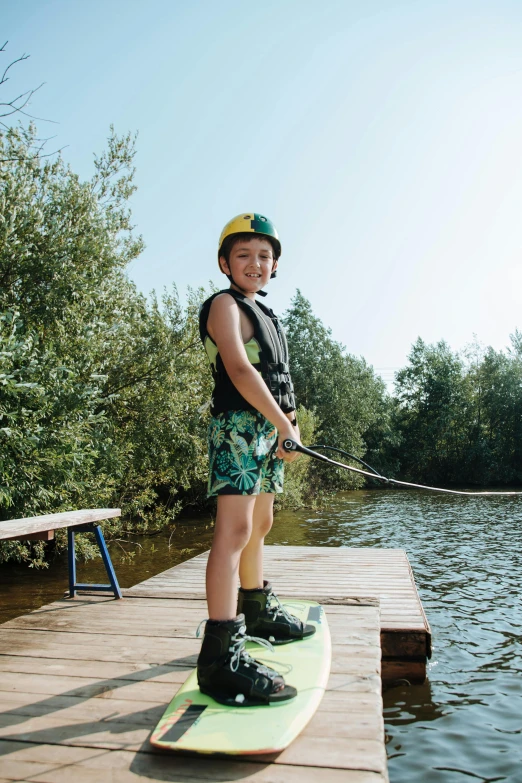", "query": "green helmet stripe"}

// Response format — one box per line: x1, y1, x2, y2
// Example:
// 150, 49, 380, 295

250, 214, 276, 237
